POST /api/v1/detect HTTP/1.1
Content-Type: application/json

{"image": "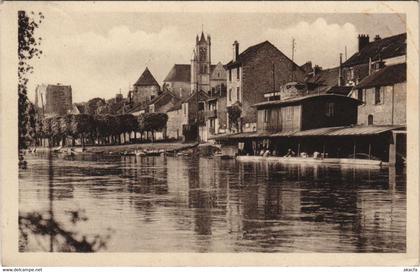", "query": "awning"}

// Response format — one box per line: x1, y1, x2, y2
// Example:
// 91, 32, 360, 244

210, 125, 405, 141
